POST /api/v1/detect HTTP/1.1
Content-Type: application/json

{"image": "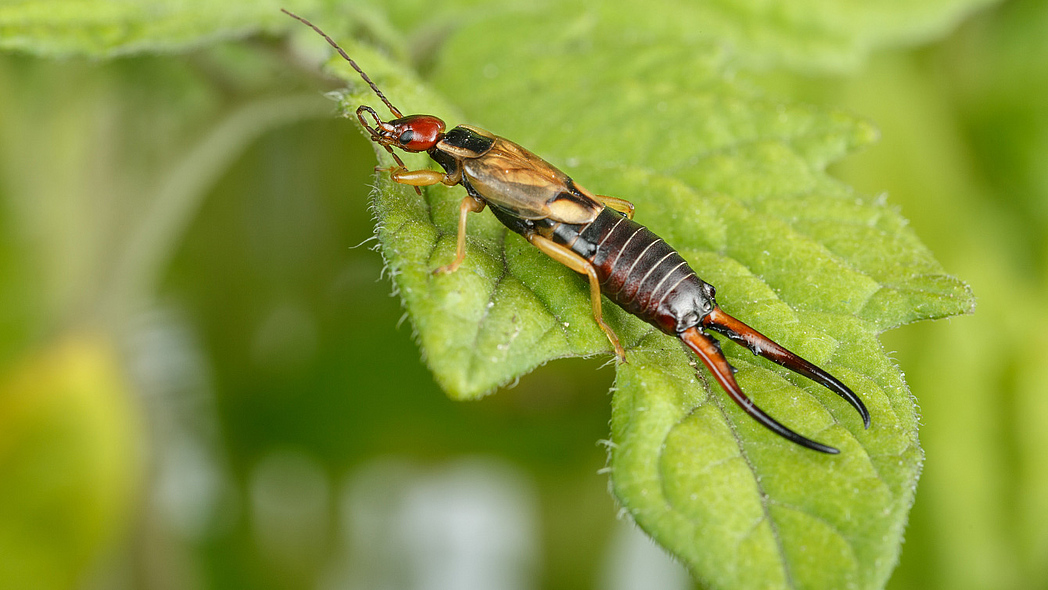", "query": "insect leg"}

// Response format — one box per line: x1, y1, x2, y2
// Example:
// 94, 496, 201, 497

594, 195, 635, 219
680, 327, 839, 454
384, 166, 454, 187
701, 307, 871, 428
434, 196, 486, 275
526, 234, 627, 361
